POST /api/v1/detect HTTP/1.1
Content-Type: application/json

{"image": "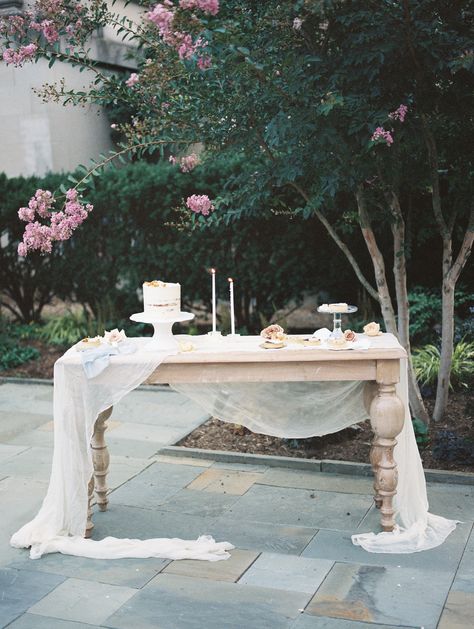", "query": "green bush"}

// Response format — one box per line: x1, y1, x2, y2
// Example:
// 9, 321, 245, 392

408, 287, 474, 346
412, 339, 474, 390
1, 159, 472, 332
0, 345, 40, 371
